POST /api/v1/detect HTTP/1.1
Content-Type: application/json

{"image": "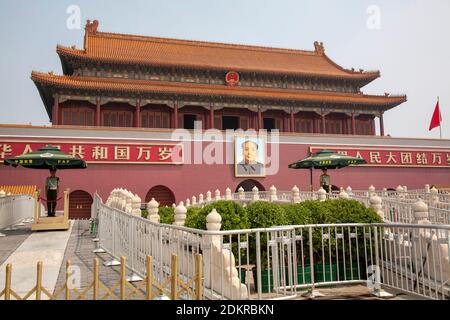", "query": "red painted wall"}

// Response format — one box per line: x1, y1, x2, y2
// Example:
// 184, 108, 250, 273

1, 141, 449, 210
